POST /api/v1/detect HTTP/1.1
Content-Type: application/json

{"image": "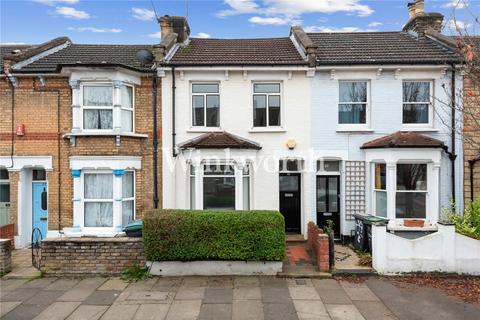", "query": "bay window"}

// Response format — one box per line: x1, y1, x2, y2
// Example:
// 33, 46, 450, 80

84, 173, 113, 227
189, 162, 250, 210
338, 81, 368, 125
122, 171, 135, 227
192, 83, 220, 127
373, 163, 387, 217
121, 85, 134, 132
203, 164, 235, 210
396, 164, 427, 219
253, 83, 281, 127
402, 81, 432, 125
81, 82, 134, 132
